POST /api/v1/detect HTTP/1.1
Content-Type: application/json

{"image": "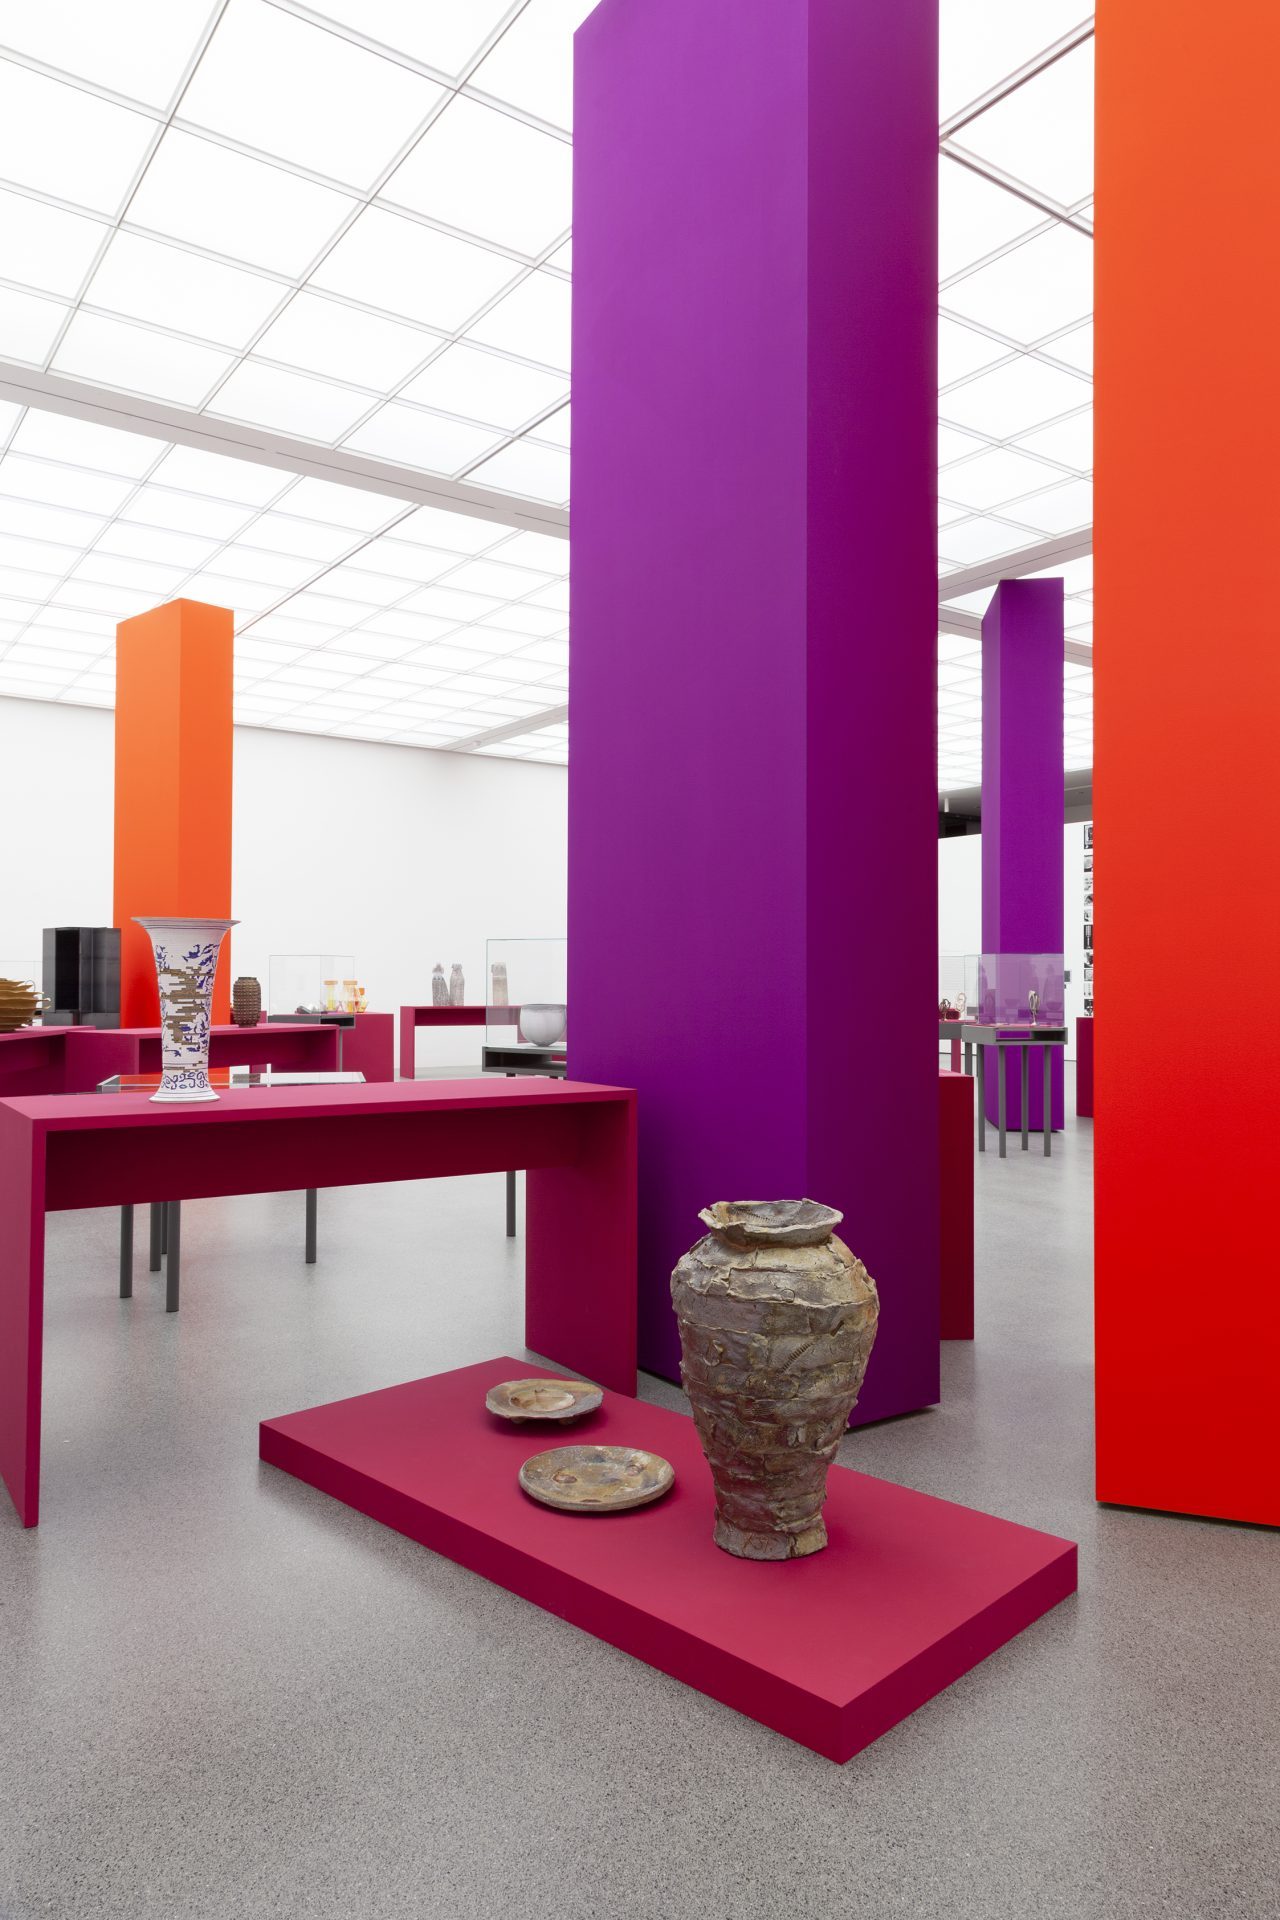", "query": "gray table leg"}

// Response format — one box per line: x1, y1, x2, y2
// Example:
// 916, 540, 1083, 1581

165, 1201, 181, 1313
119, 1205, 133, 1299
149, 1202, 163, 1272
998, 1047, 1007, 1158
1043, 1043, 1053, 1157
1021, 1045, 1030, 1152
976, 1045, 985, 1152
964, 1039, 973, 1076
505, 1070, 517, 1236
305, 1188, 317, 1263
